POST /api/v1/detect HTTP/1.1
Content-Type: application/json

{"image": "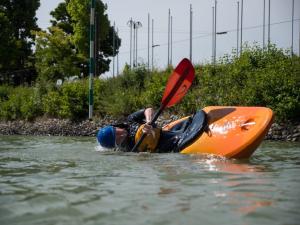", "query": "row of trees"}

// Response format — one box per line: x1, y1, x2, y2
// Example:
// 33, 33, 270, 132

0, 0, 120, 85
0, 45, 299, 122
0, 0, 40, 85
